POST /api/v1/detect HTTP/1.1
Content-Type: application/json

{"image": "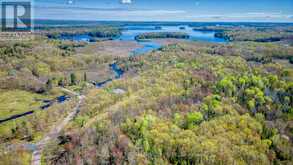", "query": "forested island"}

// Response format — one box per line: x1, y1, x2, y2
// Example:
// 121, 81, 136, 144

135, 32, 190, 41
0, 22, 292, 165
214, 27, 293, 42
45, 26, 122, 40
